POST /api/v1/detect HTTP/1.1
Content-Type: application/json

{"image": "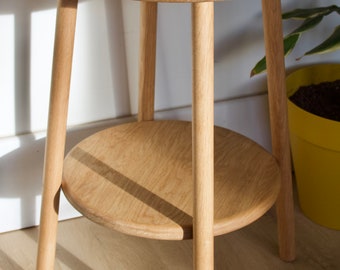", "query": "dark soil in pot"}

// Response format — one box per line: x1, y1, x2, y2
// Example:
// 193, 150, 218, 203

289, 79, 340, 122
